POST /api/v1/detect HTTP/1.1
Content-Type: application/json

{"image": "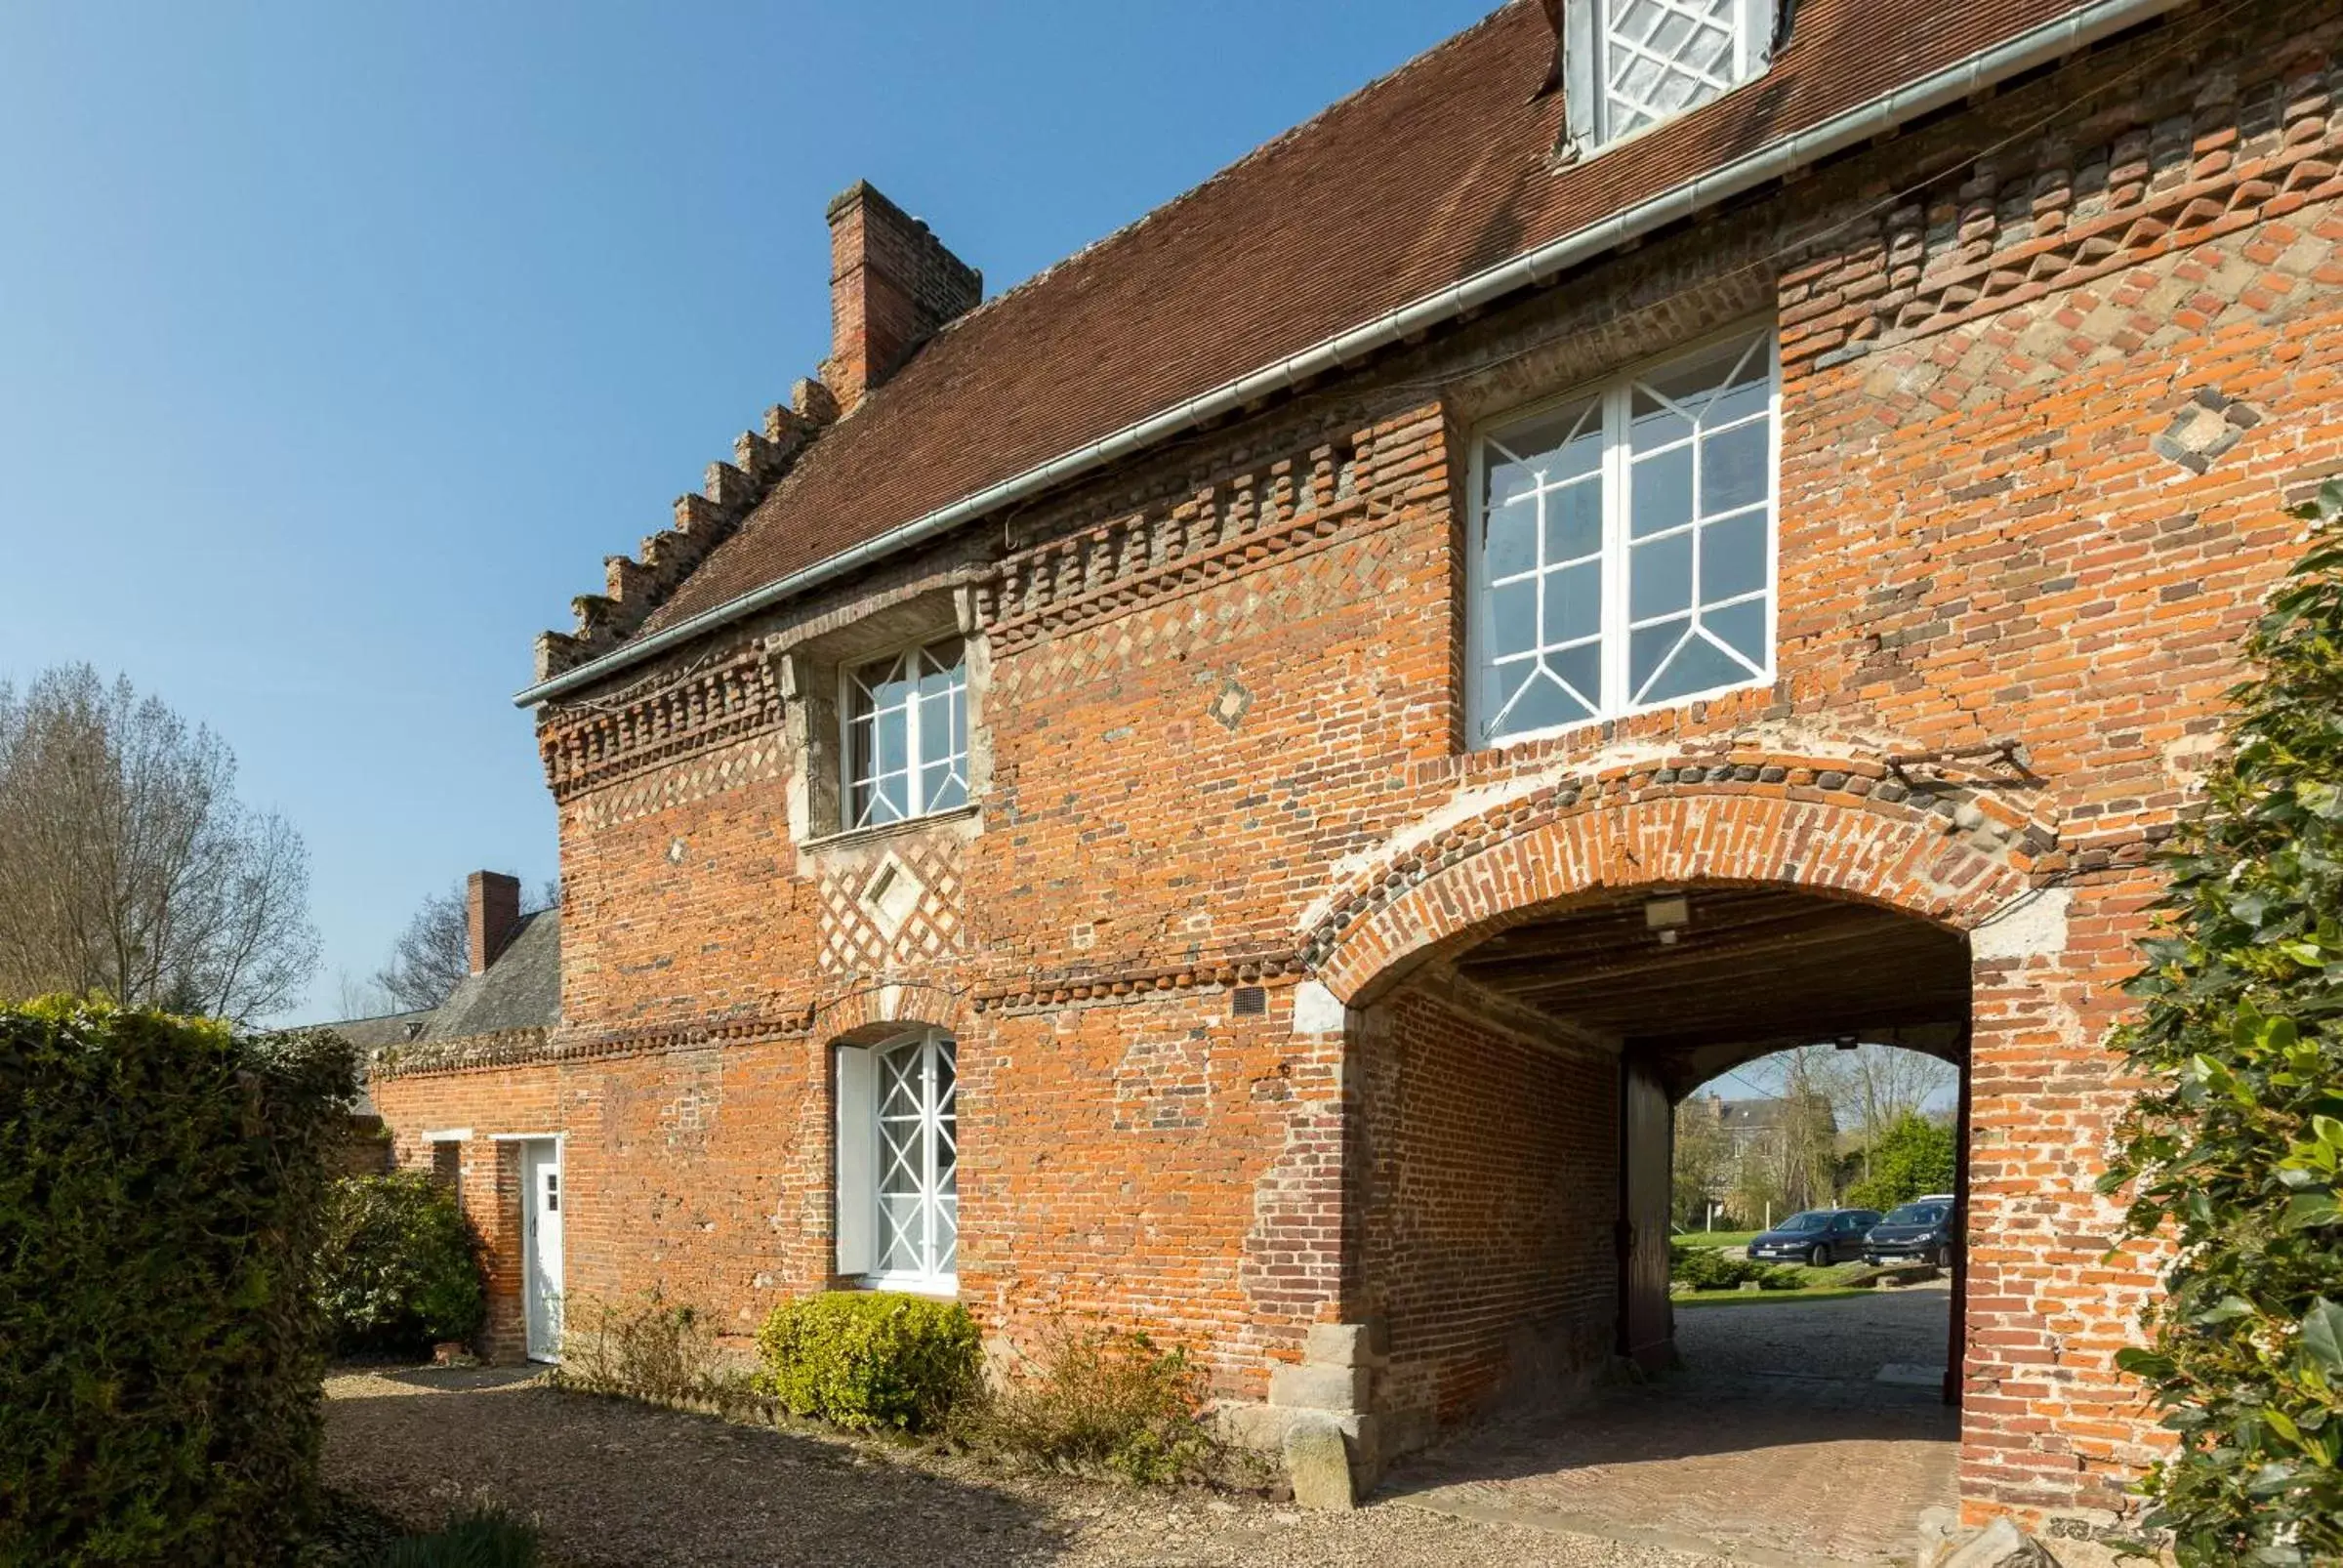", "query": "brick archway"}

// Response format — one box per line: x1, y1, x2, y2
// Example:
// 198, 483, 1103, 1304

1307, 761, 2045, 1007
